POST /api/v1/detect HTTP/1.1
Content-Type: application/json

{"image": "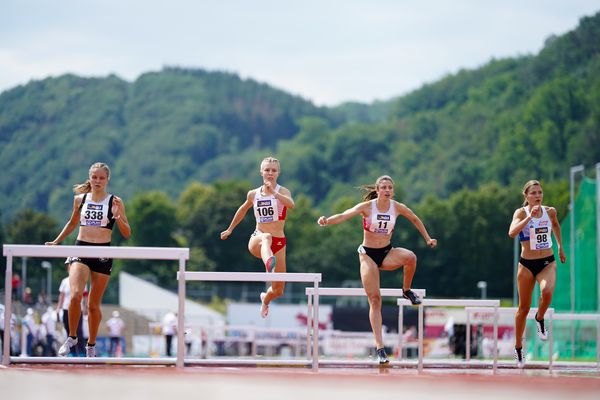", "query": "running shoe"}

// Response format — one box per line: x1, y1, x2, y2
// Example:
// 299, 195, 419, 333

402, 289, 422, 305
58, 337, 78, 357
535, 313, 548, 341
86, 345, 96, 358
260, 292, 269, 318
376, 348, 390, 365
265, 255, 276, 273
514, 347, 525, 369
